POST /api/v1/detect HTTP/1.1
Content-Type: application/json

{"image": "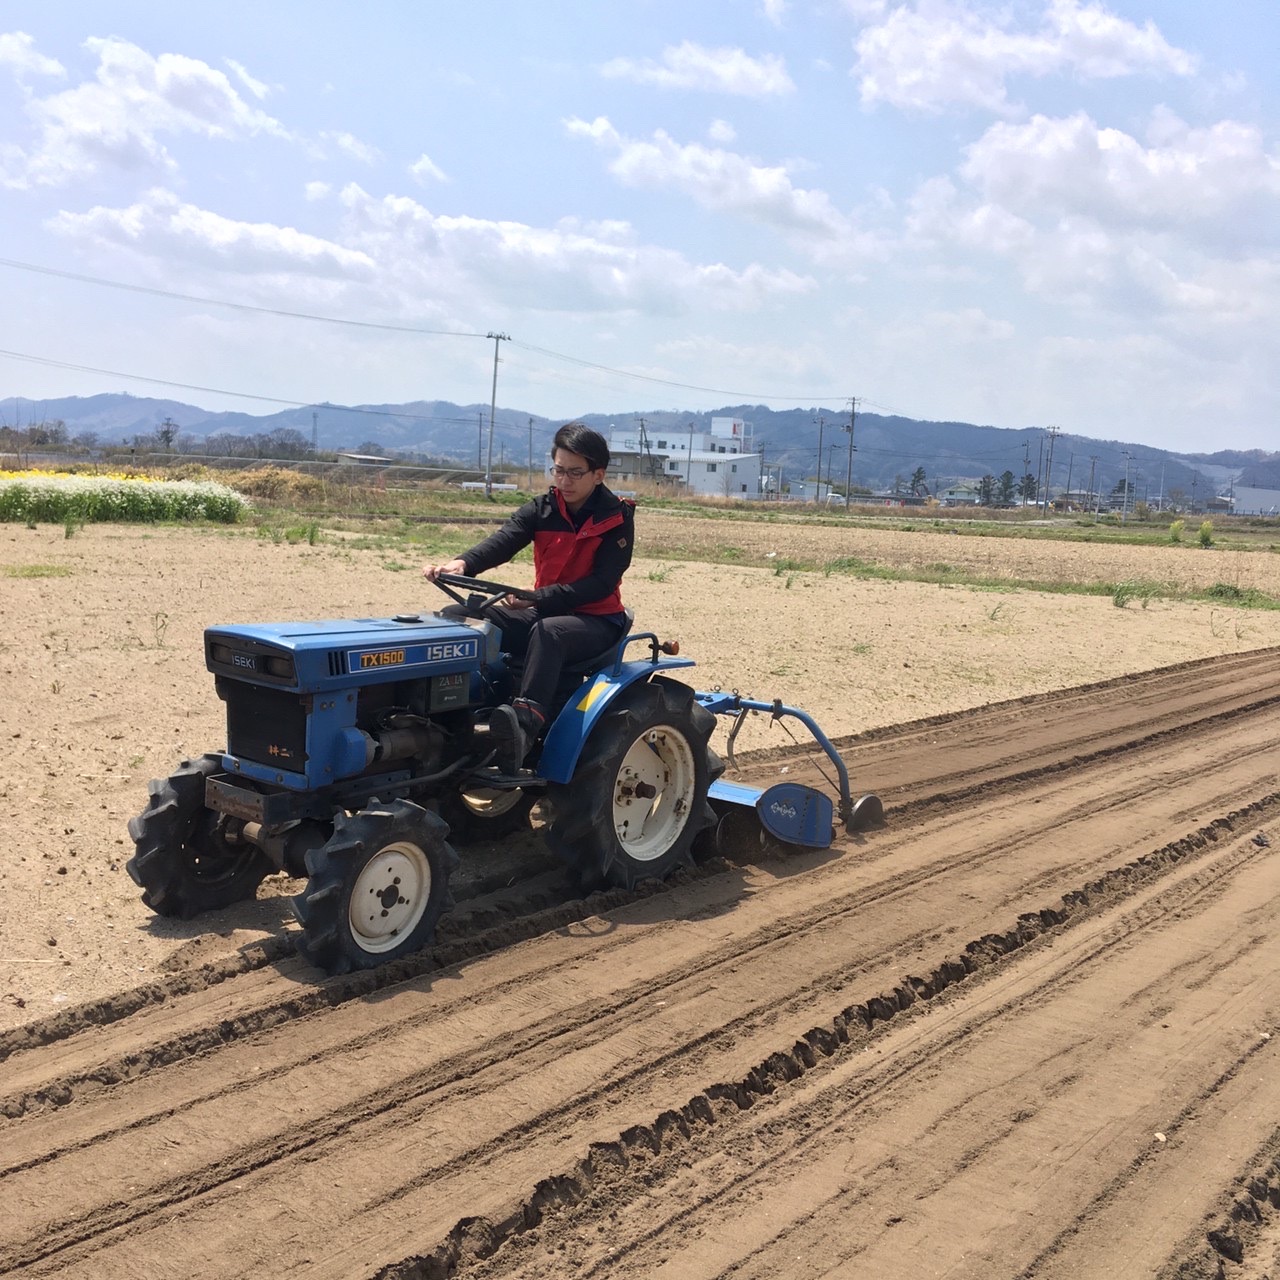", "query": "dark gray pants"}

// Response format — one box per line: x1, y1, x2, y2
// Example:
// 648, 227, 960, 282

483, 607, 625, 709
